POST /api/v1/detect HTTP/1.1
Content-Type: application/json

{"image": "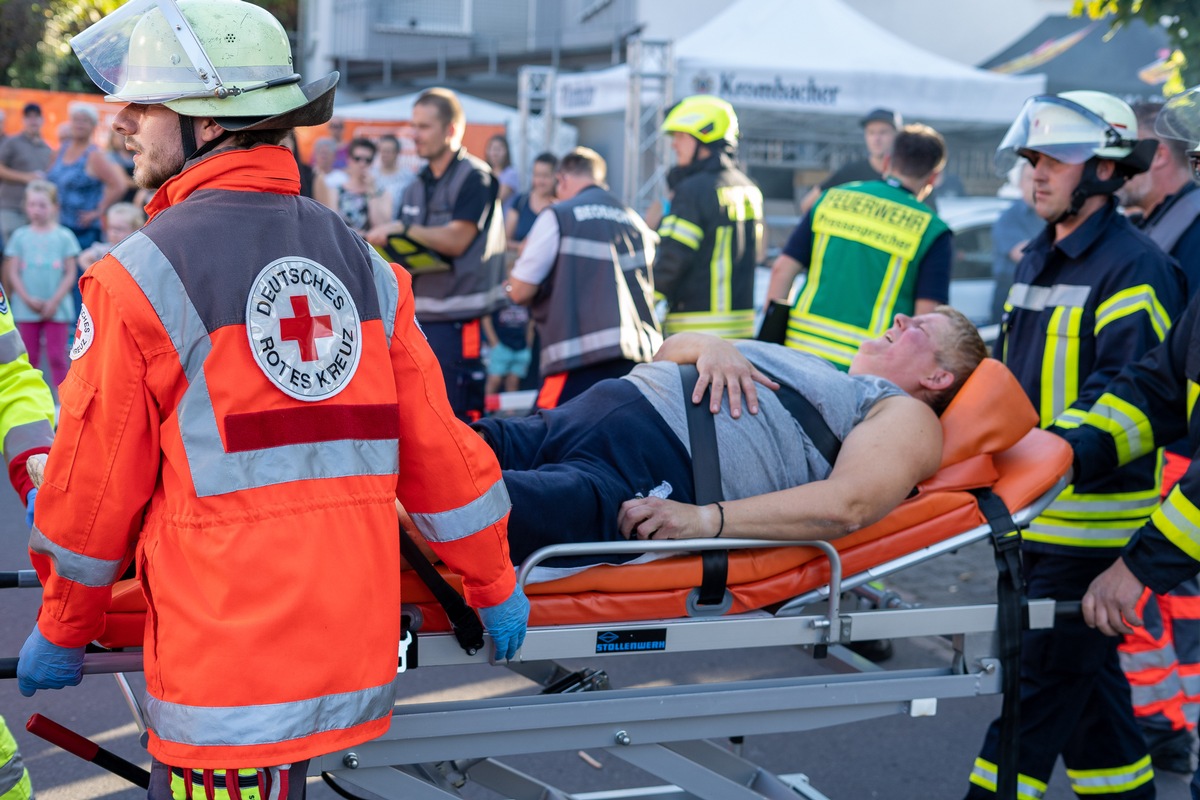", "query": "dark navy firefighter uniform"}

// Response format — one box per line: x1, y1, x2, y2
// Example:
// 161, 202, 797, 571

968, 198, 1185, 800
